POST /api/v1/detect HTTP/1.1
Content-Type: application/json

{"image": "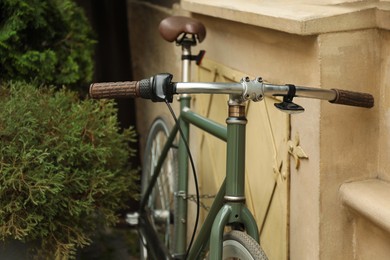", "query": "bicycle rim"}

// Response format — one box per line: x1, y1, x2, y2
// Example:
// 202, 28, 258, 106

140, 118, 177, 259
